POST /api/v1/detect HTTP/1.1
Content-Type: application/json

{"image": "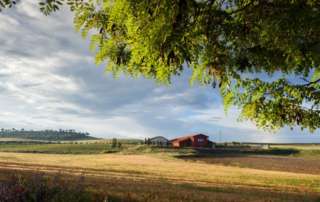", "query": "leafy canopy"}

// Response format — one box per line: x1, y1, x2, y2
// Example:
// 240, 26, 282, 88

2, 0, 320, 132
